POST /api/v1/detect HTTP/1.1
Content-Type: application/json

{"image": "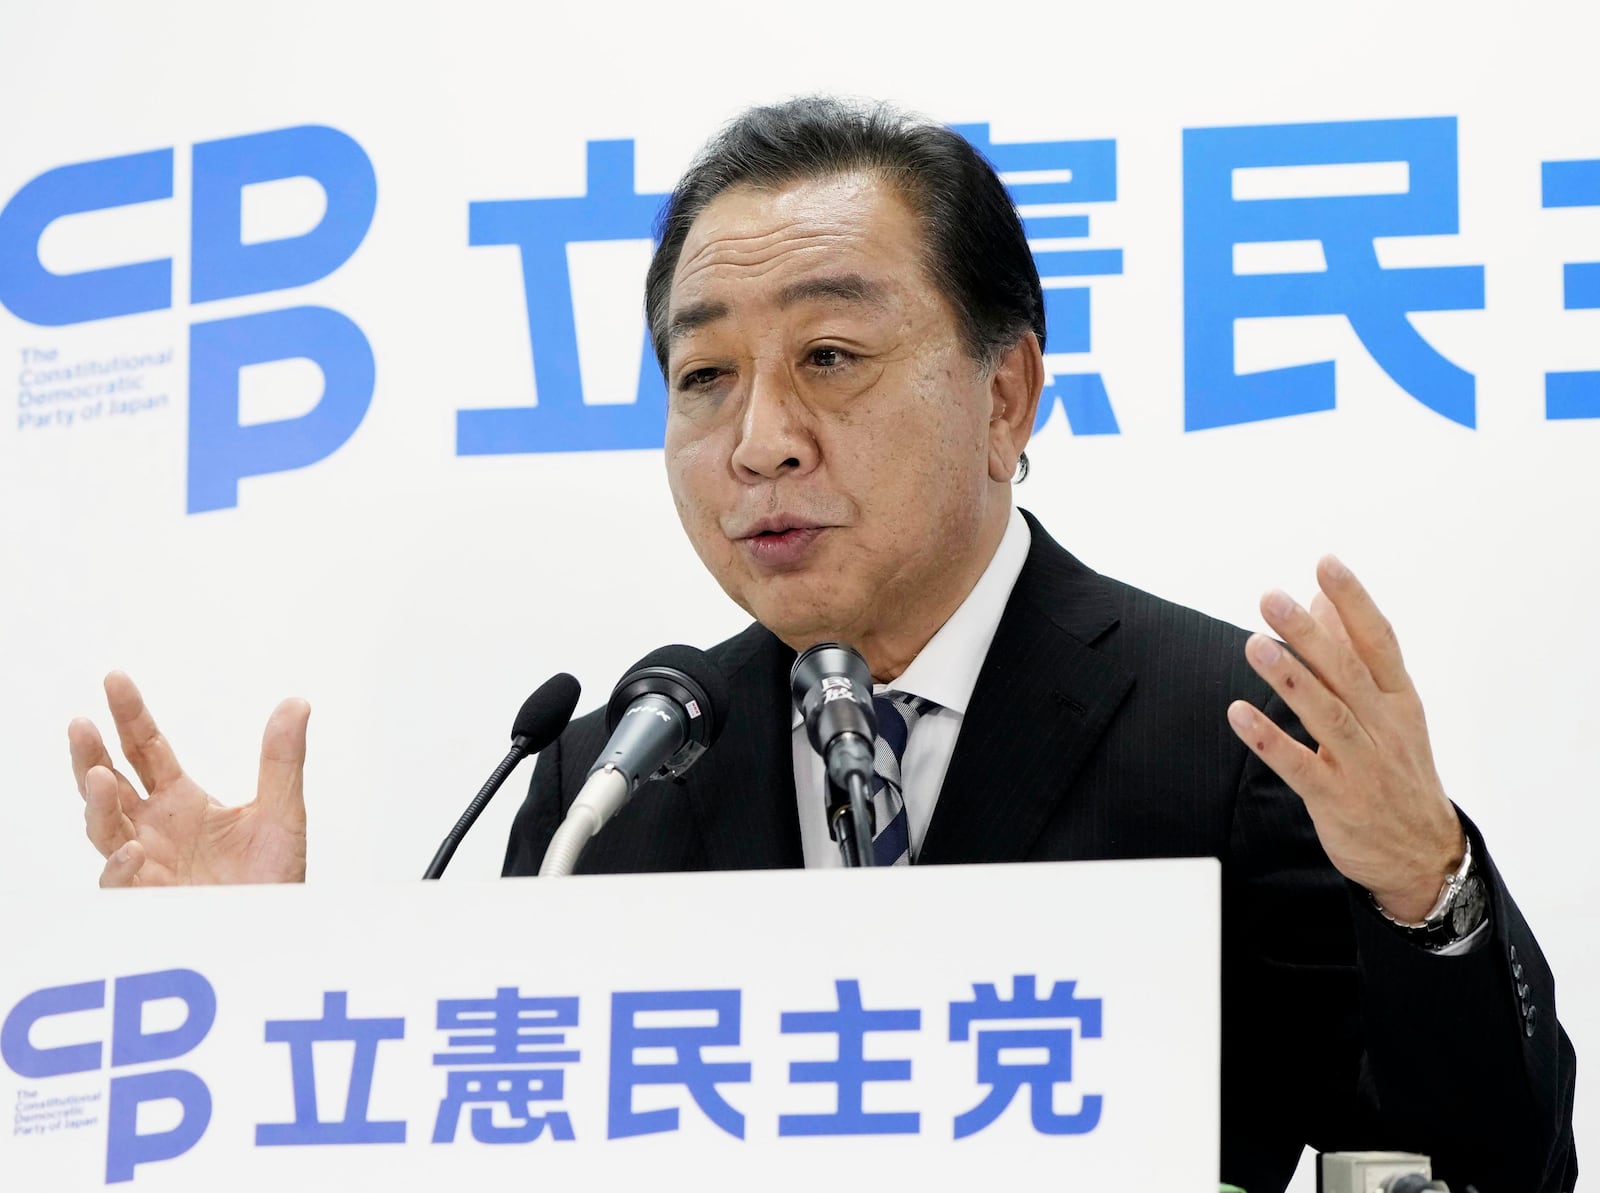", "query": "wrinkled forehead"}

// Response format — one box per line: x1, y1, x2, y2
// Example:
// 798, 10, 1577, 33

668, 173, 929, 313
